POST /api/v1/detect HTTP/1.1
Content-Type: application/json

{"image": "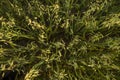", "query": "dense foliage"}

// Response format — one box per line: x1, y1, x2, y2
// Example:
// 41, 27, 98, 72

0, 0, 120, 80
